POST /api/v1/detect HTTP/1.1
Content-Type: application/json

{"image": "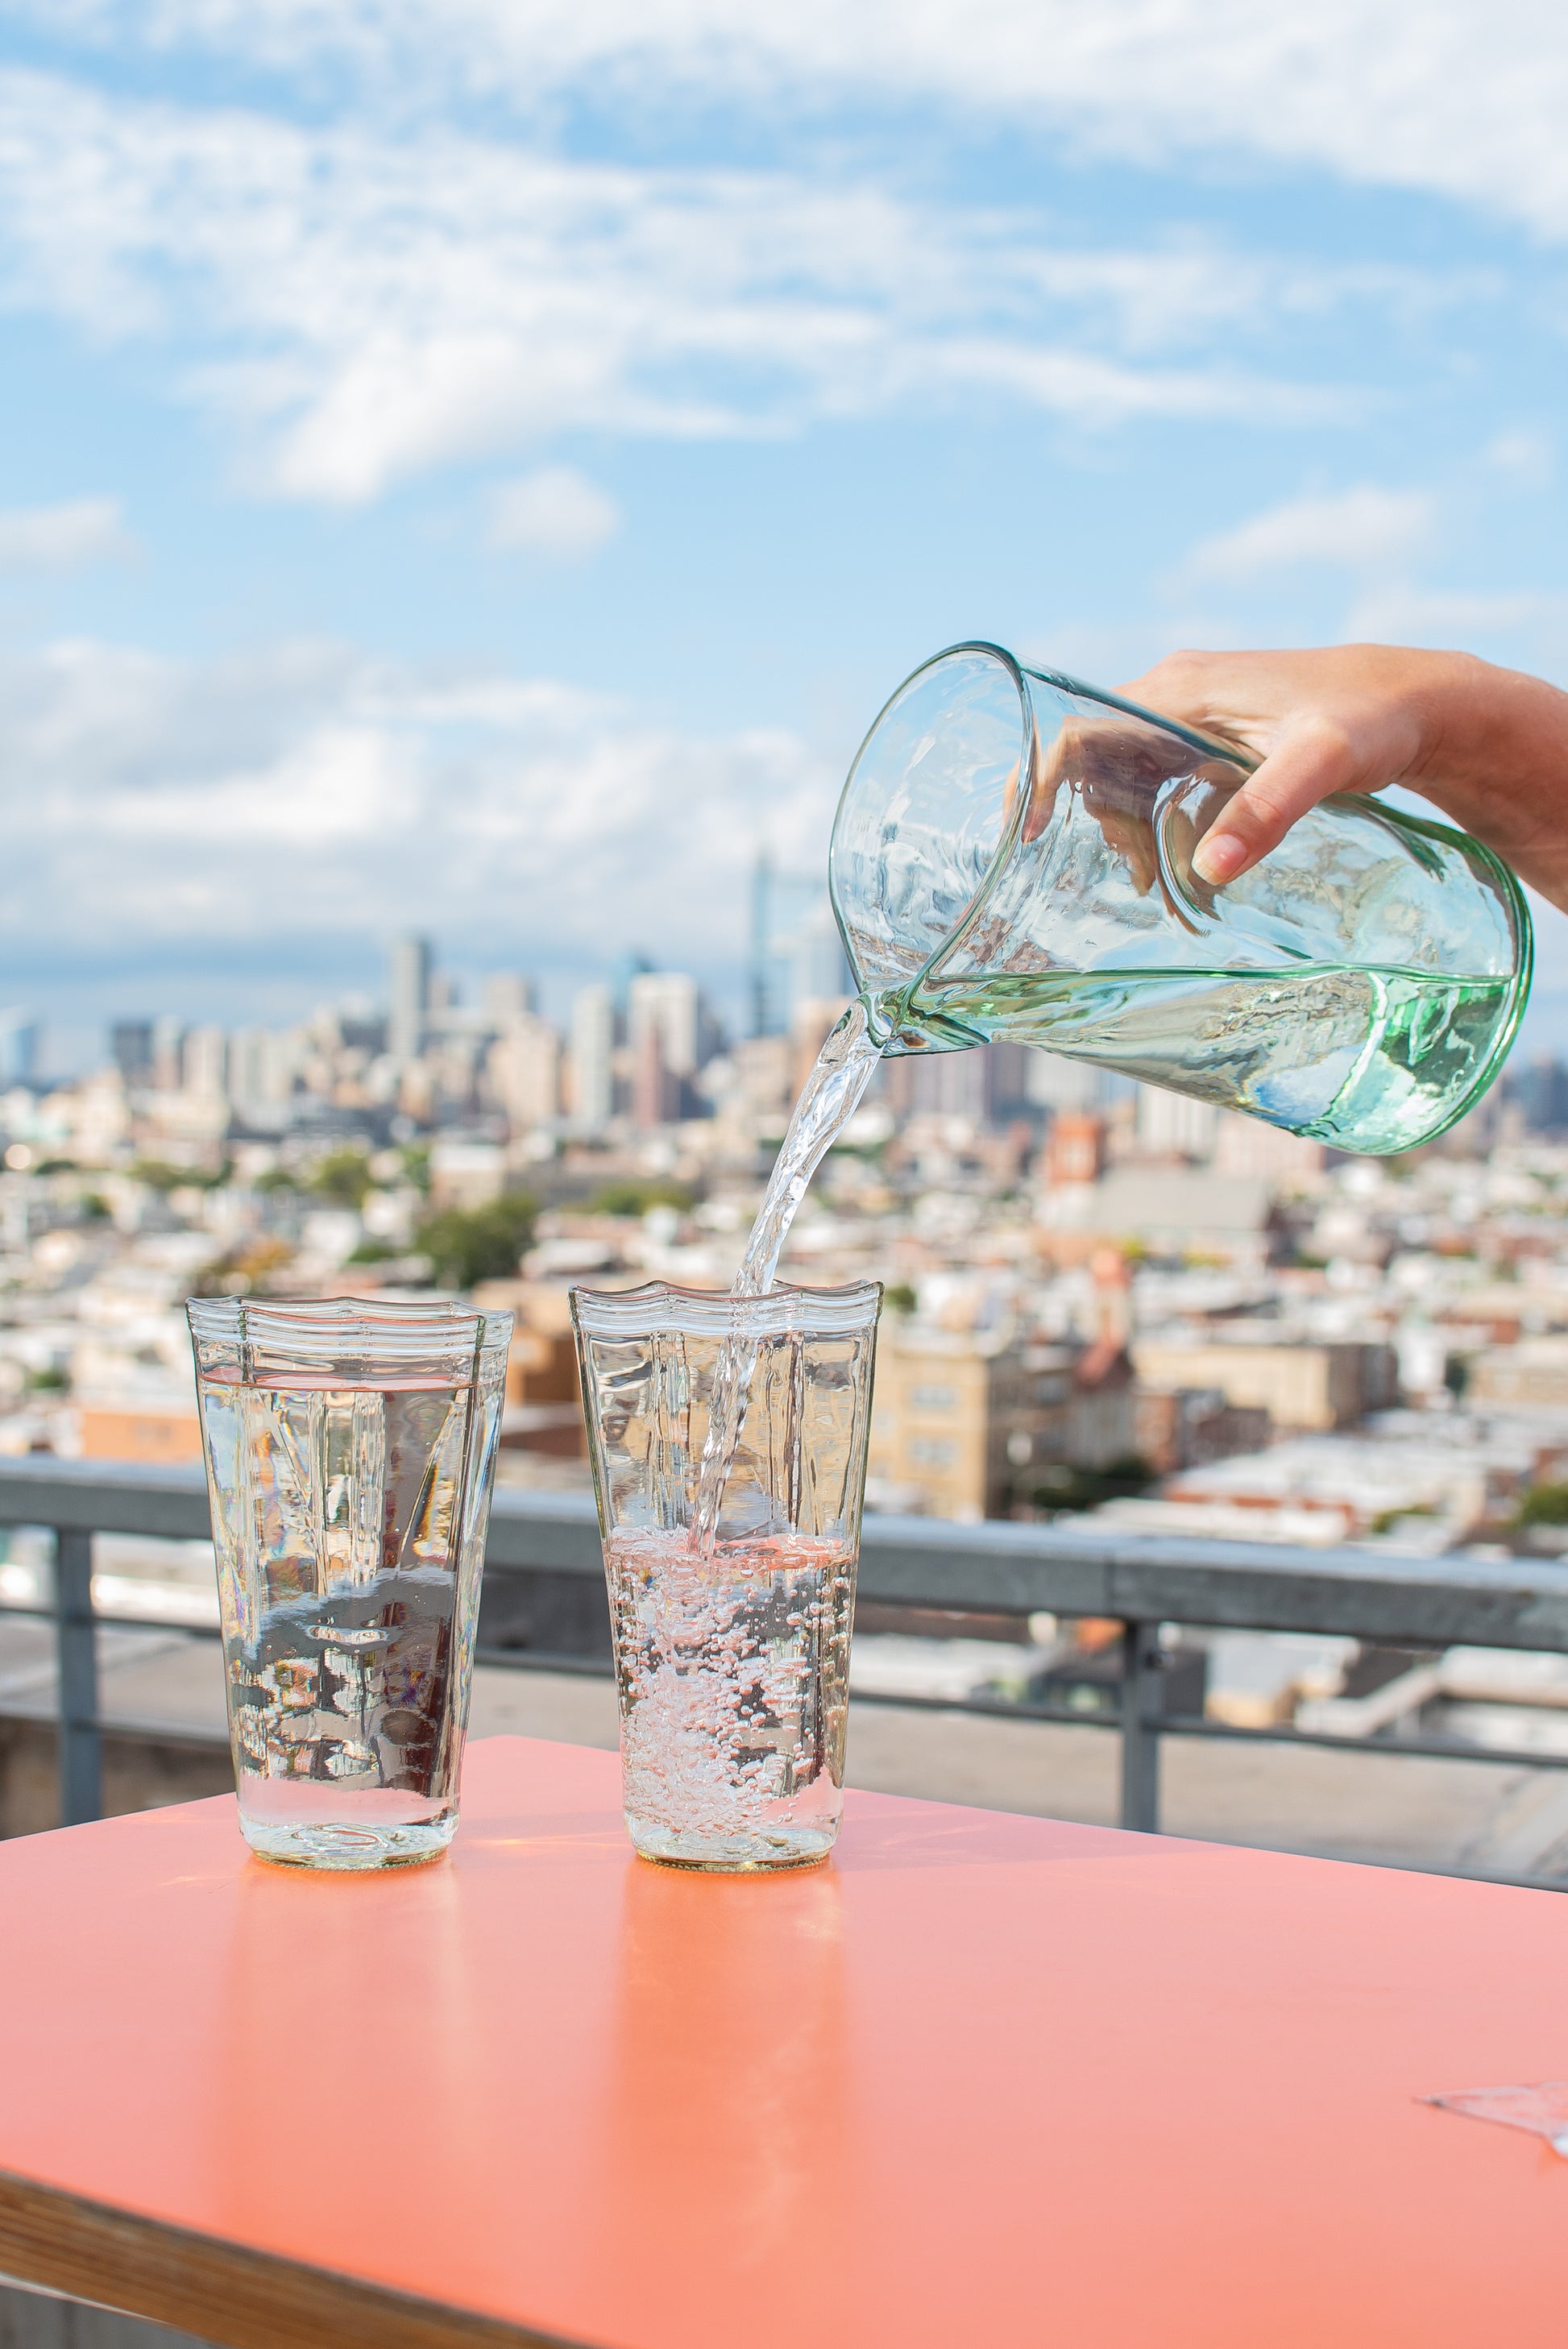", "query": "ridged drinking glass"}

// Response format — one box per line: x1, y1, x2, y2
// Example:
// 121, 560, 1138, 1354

187, 1296, 511, 1870
571, 1278, 881, 1872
